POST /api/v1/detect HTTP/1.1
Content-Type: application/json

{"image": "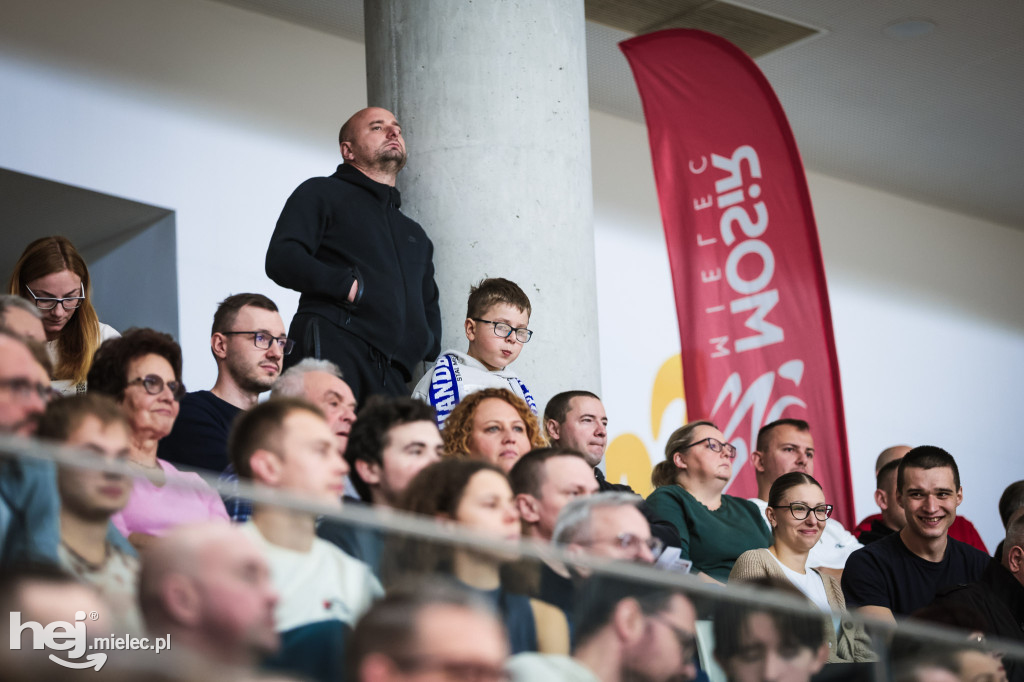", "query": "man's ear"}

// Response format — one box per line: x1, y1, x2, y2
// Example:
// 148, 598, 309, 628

162, 574, 201, 627
874, 488, 888, 512
340, 141, 354, 162
1007, 545, 1024, 575
355, 459, 382, 487
811, 643, 830, 674
249, 448, 283, 485
545, 419, 561, 442
210, 333, 229, 361
955, 487, 963, 507
515, 494, 541, 523
750, 449, 766, 473
612, 598, 645, 646
464, 317, 476, 342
